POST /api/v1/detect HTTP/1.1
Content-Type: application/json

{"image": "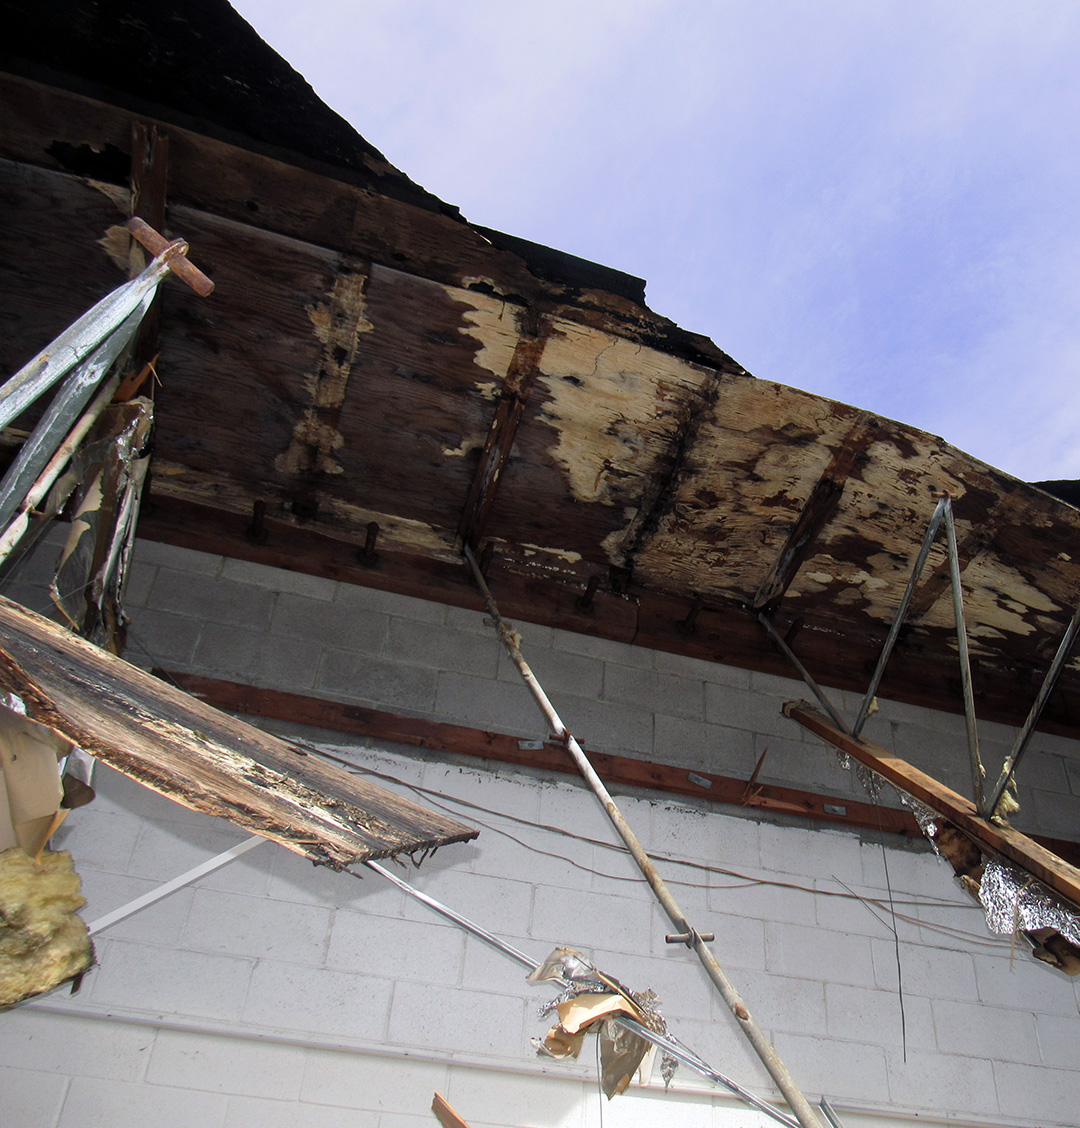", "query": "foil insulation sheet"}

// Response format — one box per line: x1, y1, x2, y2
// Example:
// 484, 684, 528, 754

979, 858, 1080, 947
